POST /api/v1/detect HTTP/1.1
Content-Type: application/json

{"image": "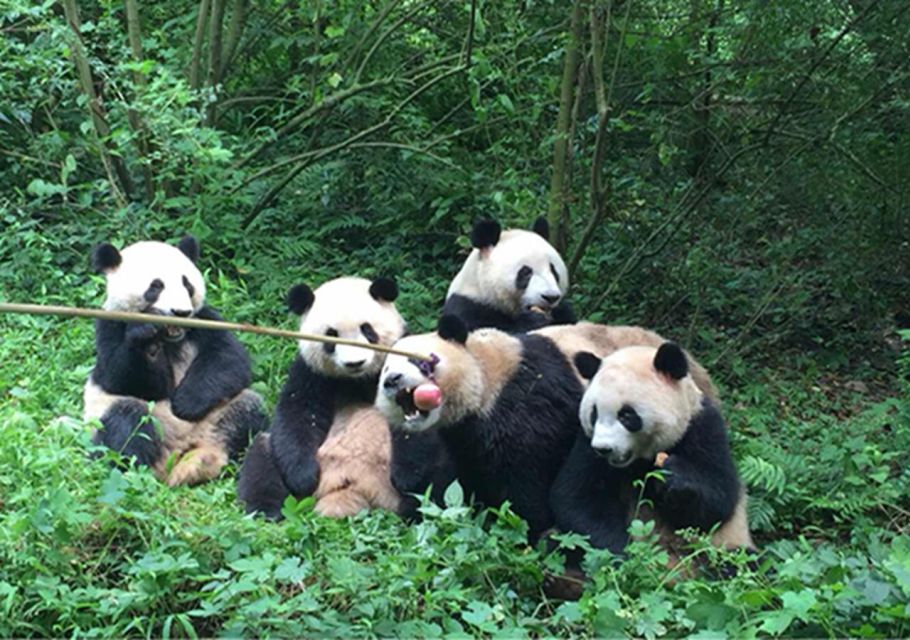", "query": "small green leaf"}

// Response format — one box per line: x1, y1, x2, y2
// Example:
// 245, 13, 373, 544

443, 480, 464, 508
